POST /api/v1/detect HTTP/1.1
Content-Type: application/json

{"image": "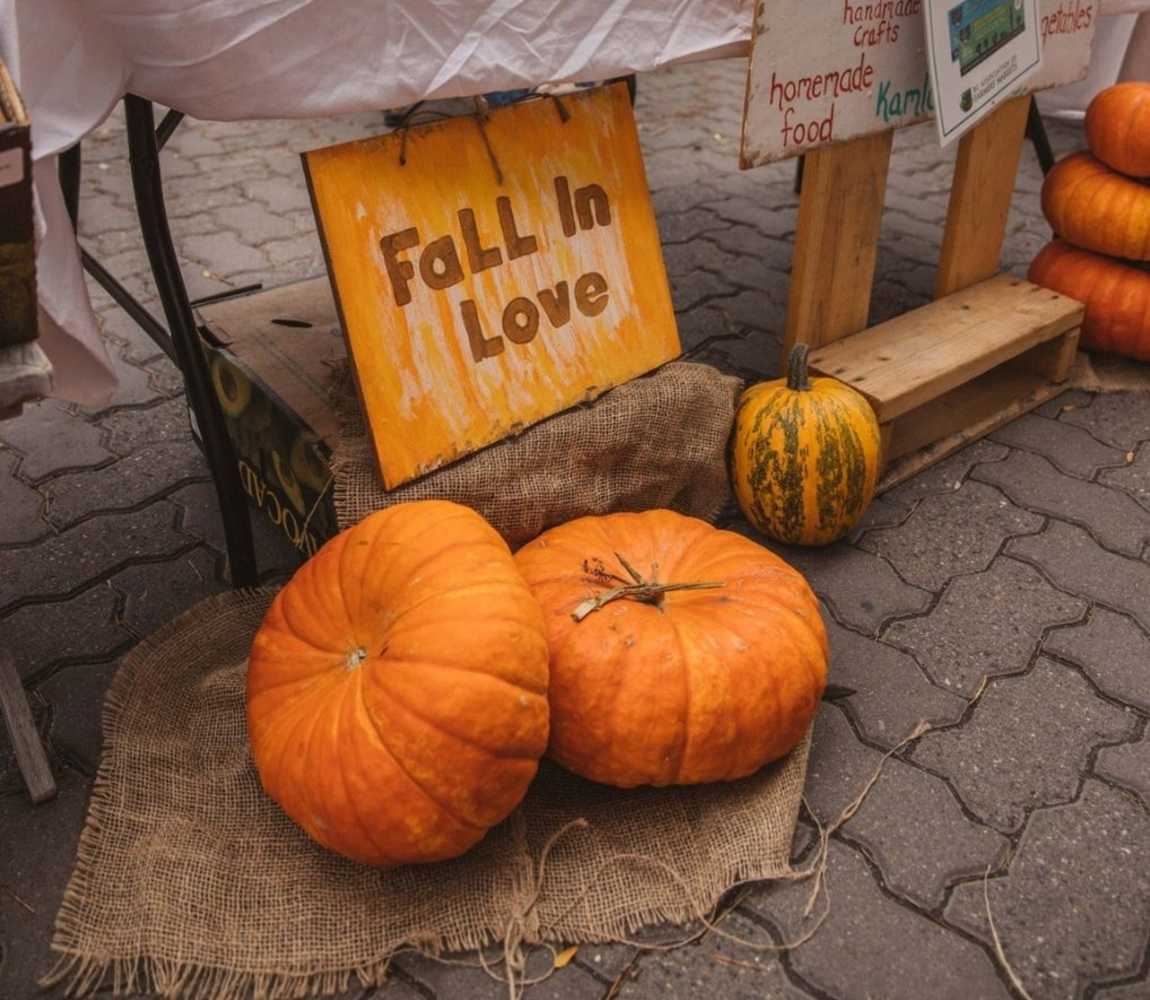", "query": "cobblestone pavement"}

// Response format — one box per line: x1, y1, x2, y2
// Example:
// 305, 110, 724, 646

2, 59, 1149, 1000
